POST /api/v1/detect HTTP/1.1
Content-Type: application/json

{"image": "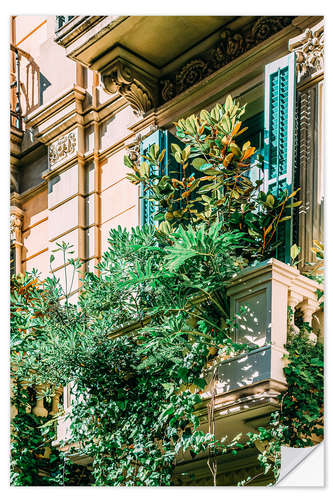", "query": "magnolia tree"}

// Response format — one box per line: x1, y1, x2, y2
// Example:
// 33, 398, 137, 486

10, 96, 322, 487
